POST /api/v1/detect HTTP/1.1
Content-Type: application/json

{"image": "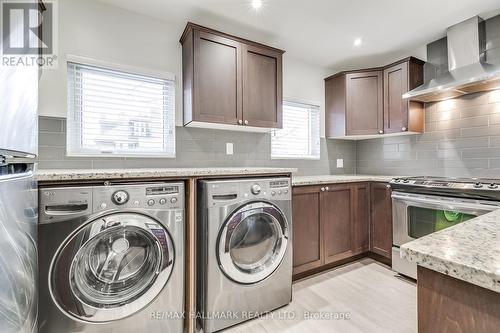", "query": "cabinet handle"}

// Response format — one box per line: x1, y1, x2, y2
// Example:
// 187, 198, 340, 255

320, 187, 325, 192
402, 127, 407, 132
378, 130, 384, 134
238, 120, 243, 125
244, 120, 249, 125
